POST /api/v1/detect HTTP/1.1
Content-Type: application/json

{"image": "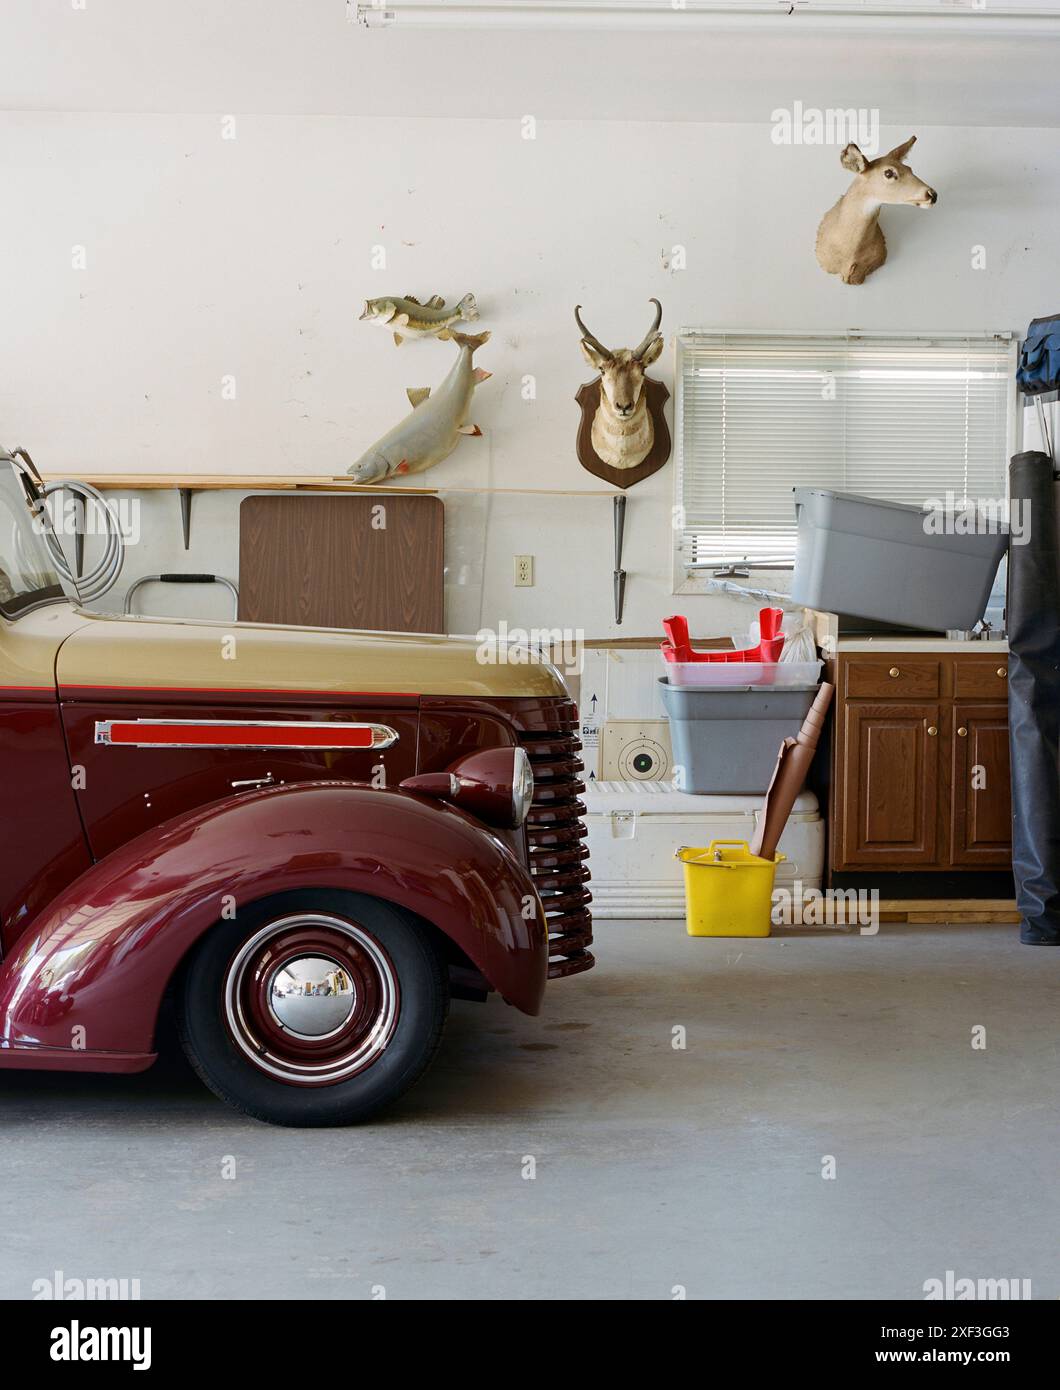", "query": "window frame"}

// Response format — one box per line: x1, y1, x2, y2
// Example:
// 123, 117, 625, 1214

0, 460, 76, 619
671, 328, 1019, 596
